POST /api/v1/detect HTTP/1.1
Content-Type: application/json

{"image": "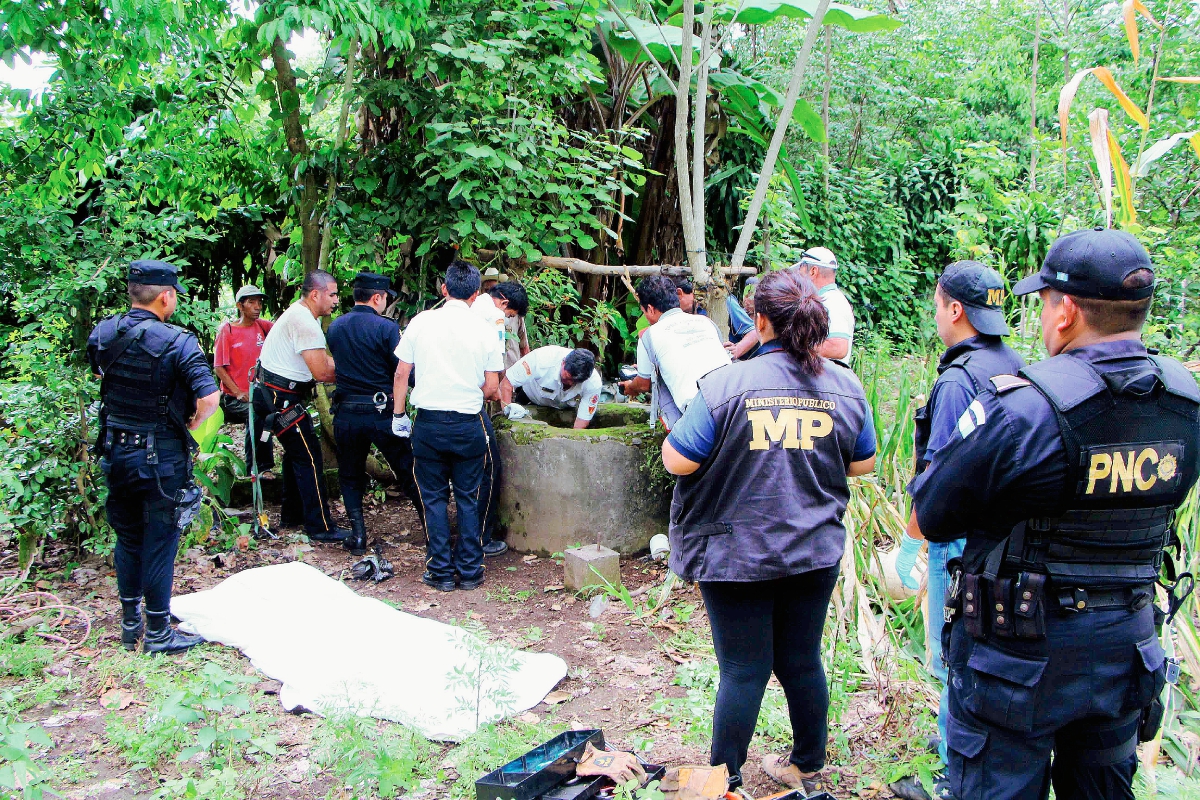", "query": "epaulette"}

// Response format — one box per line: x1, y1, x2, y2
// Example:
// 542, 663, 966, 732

990, 374, 1031, 393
